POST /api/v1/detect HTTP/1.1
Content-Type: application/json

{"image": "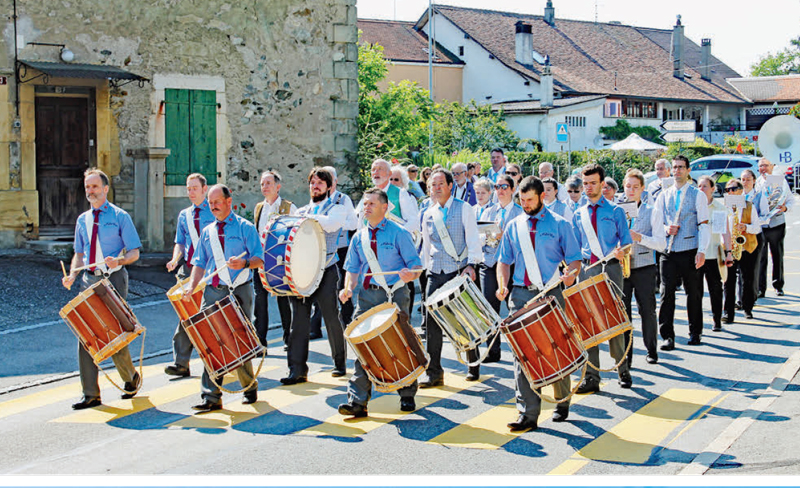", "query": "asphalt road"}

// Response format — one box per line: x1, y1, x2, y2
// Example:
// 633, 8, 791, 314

1, 218, 800, 479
